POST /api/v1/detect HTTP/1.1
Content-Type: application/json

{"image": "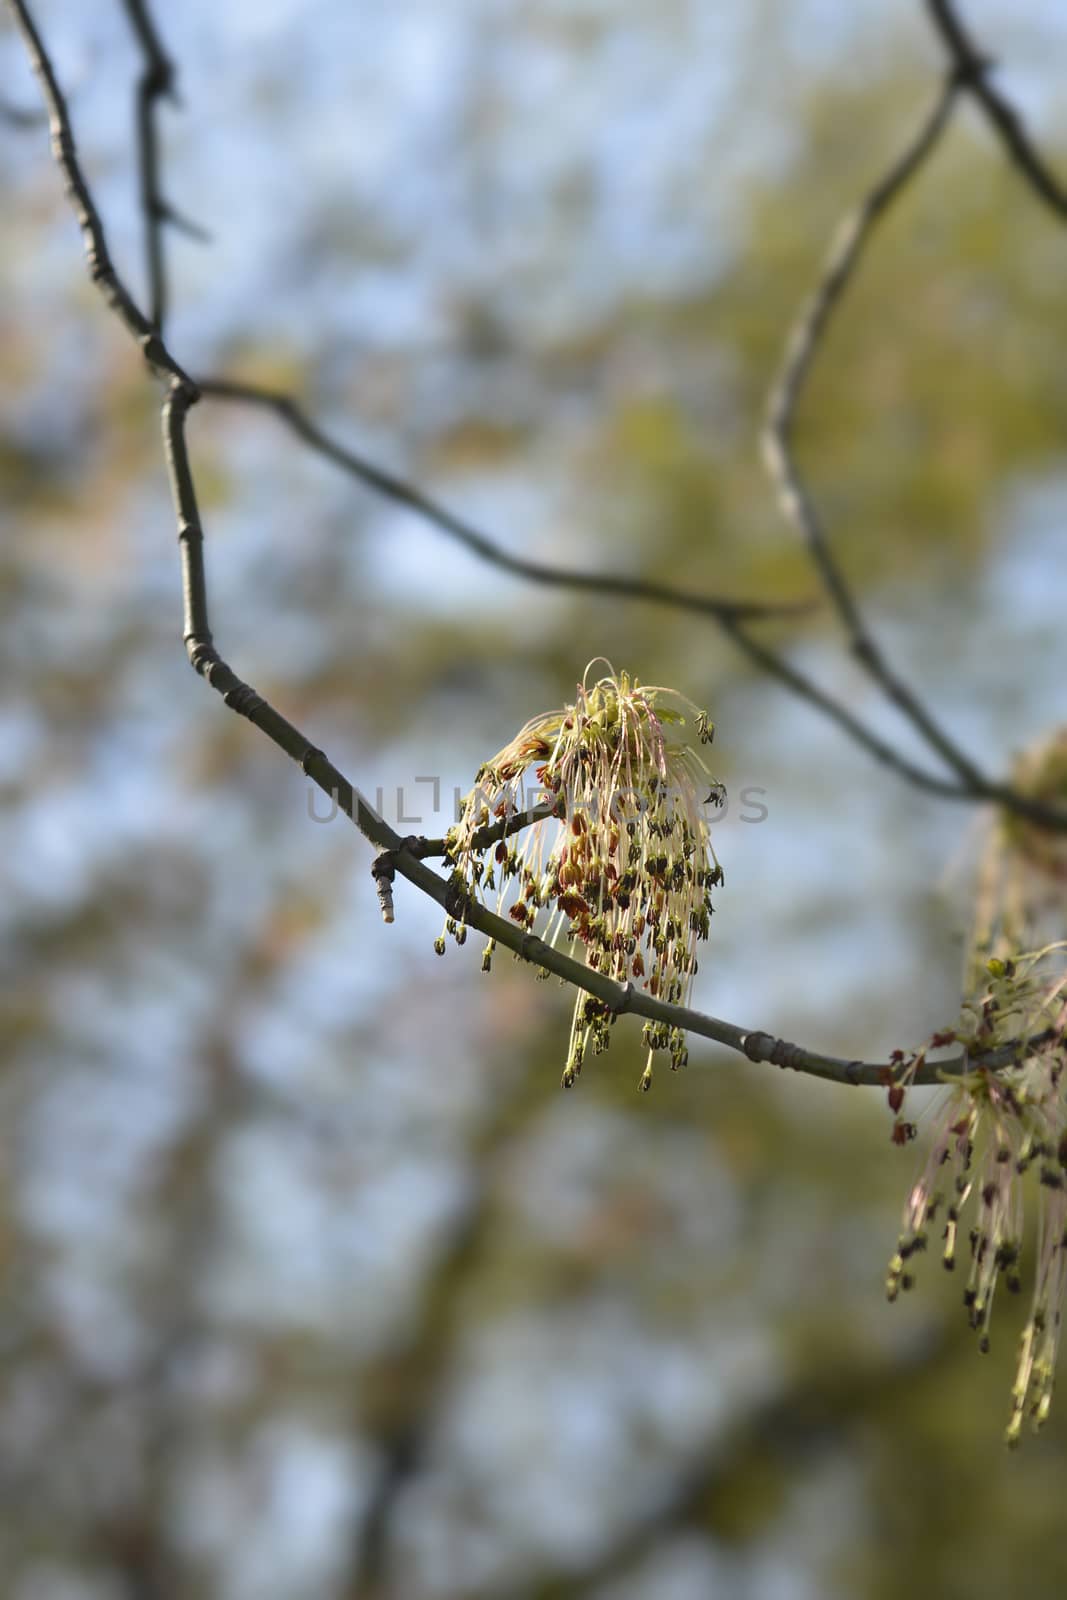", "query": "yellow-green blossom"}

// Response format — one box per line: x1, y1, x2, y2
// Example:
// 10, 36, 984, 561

444, 663, 722, 1089
886, 945, 1067, 1445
